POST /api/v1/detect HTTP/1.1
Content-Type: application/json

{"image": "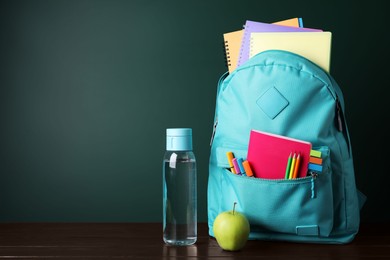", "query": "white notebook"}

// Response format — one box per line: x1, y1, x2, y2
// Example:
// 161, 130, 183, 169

250, 31, 332, 72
